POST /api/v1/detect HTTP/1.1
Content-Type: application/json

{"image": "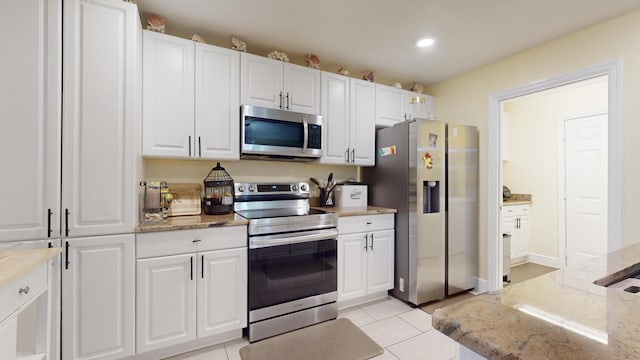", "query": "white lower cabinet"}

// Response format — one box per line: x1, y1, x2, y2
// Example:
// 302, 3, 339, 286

135, 227, 247, 354
502, 204, 530, 260
337, 214, 394, 303
62, 234, 135, 360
